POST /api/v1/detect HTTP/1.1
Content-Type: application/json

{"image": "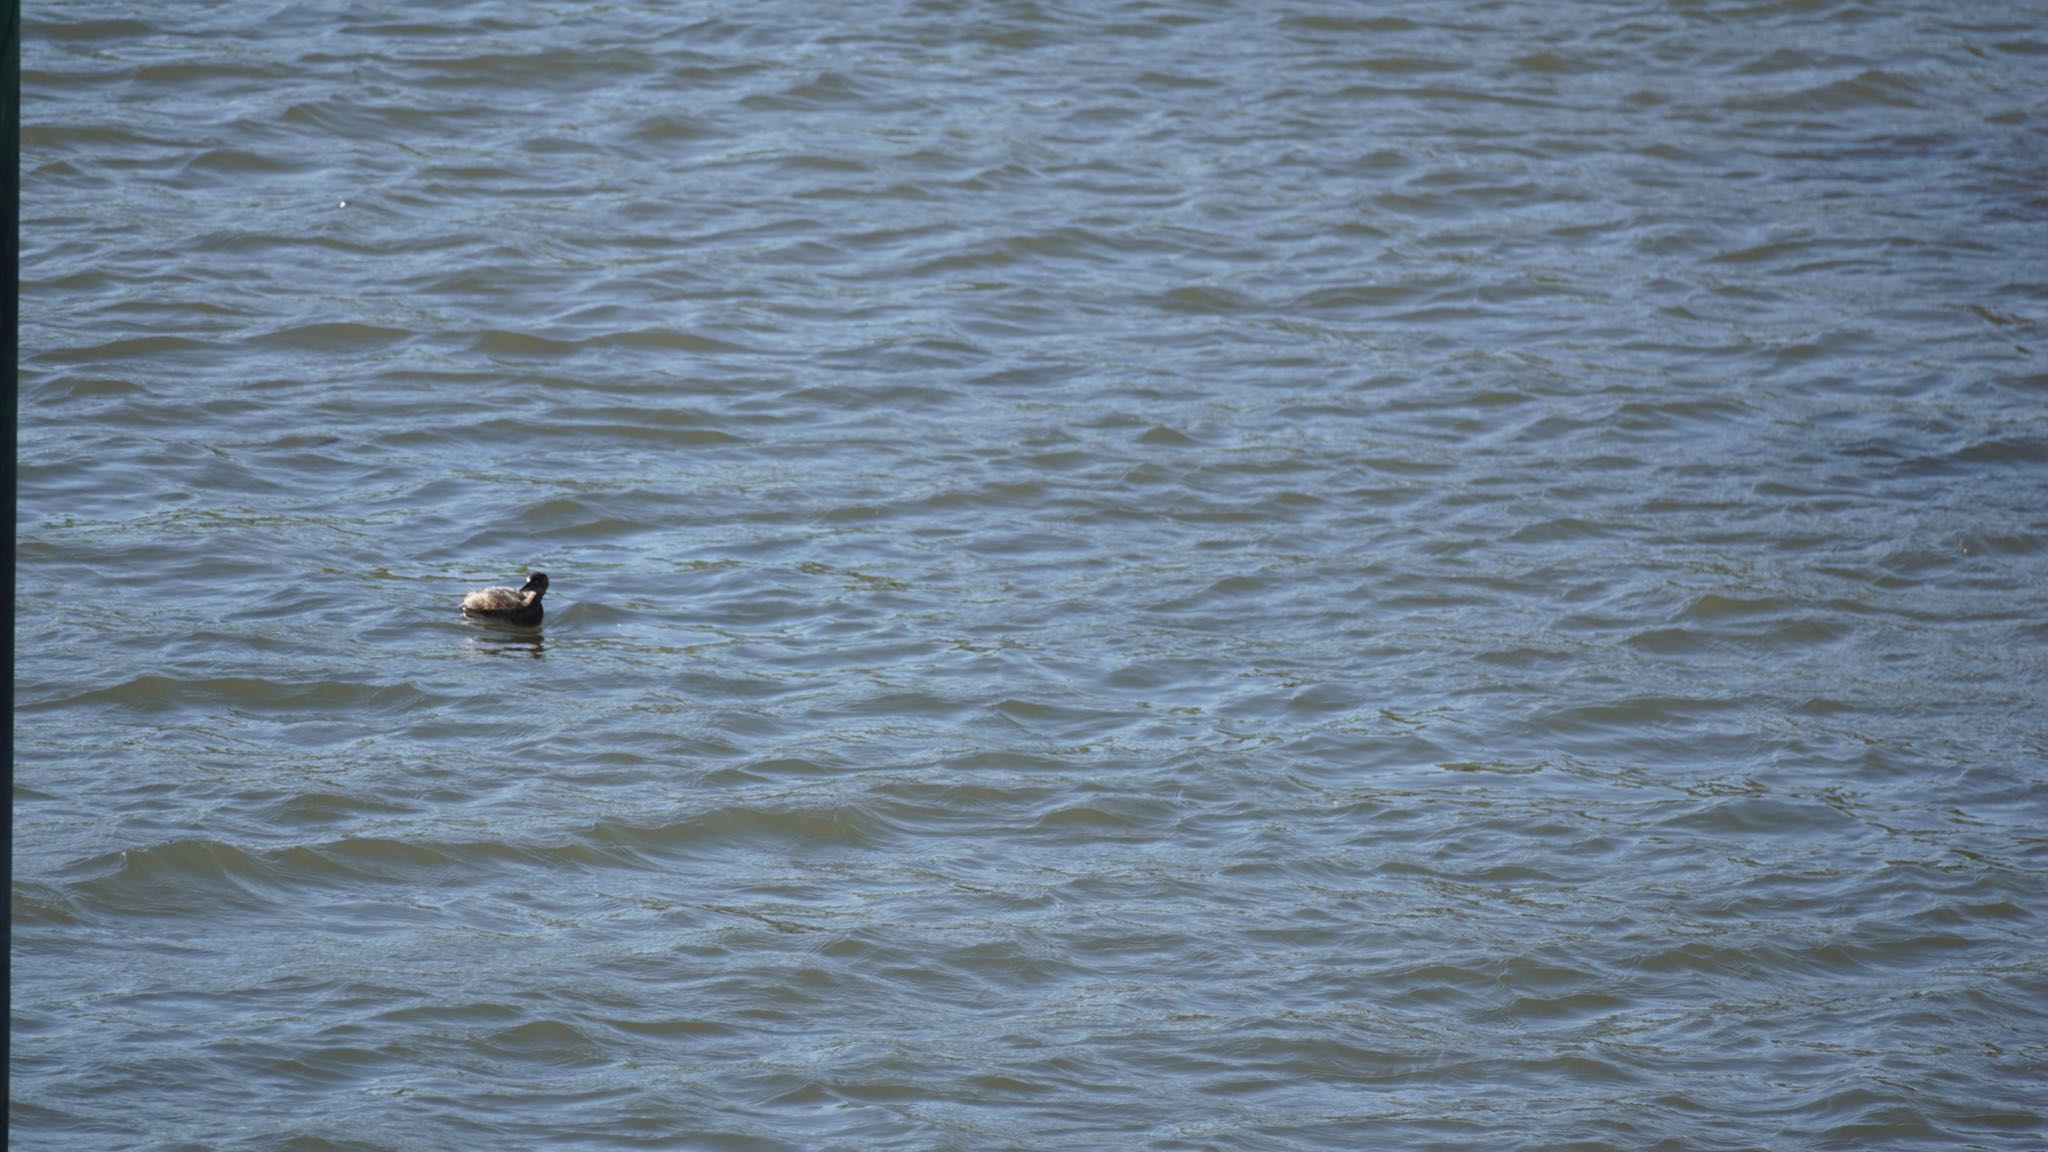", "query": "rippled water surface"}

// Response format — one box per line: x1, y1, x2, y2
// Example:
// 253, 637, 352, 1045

15, 2, 2048, 1148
